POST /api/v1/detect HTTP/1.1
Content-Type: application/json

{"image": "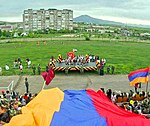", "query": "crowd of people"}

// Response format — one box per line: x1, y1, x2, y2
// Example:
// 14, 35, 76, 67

0, 77, 38, 125
102, 88, 150, 118
0, 57, 41, 75
48, 53, 114, 75
50, 53, 110, 69
13, 57, 40, 74
0, 51, 116, 76
49, 52, 100, 65
0, 90, 38, 125
0, 79, 149, 125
